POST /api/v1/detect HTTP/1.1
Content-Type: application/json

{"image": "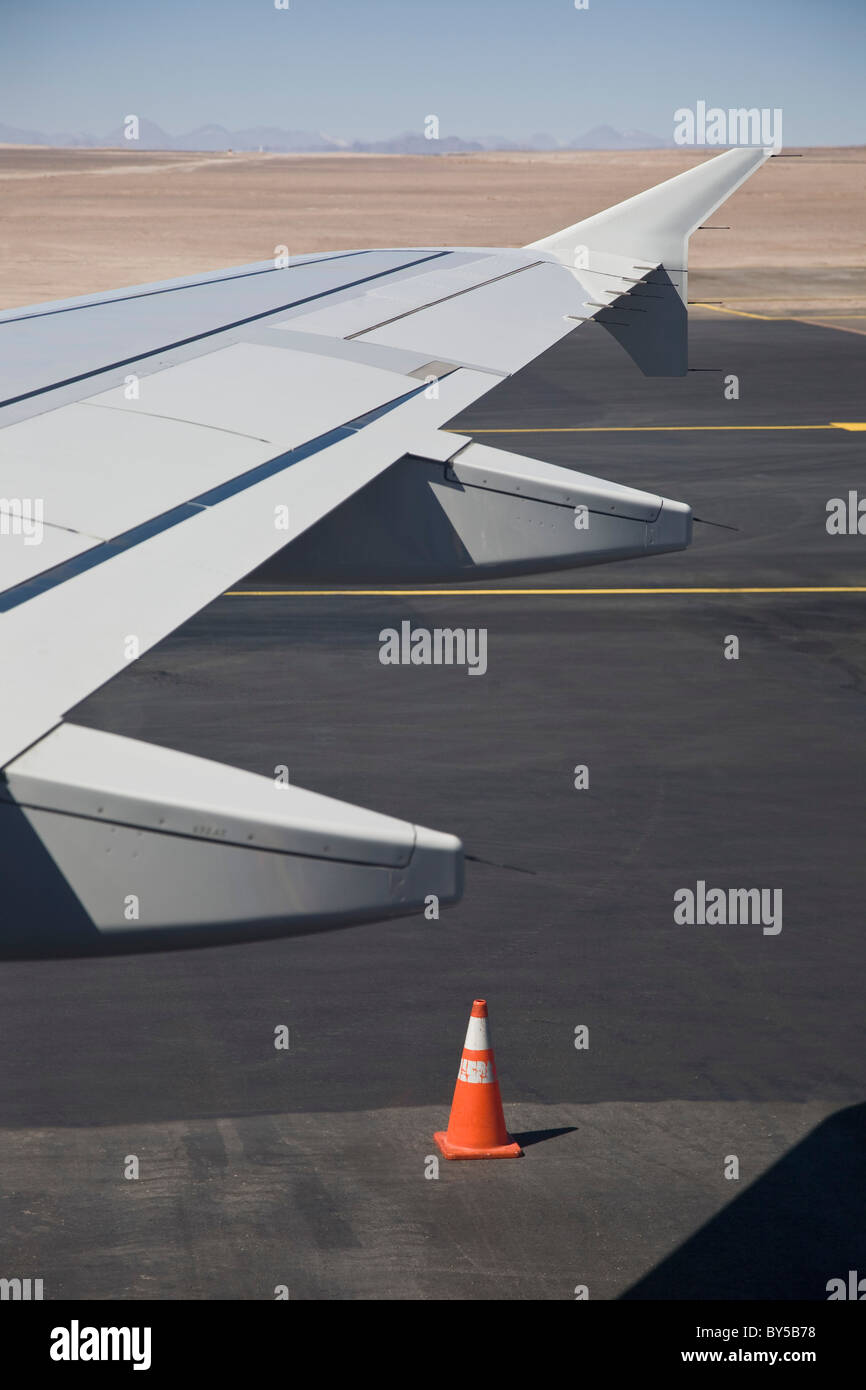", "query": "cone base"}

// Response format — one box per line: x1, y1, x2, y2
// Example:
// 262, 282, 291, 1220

434, 1130, 523, 1160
